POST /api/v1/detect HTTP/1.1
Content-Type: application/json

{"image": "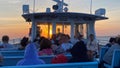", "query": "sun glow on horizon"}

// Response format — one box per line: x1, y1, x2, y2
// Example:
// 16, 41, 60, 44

0, 0, 120, 40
